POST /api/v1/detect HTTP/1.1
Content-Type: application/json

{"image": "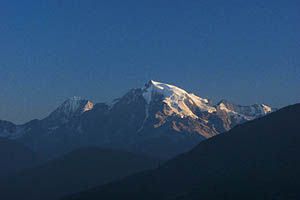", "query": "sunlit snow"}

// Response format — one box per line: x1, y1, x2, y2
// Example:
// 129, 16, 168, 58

142, 80, 216, 119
